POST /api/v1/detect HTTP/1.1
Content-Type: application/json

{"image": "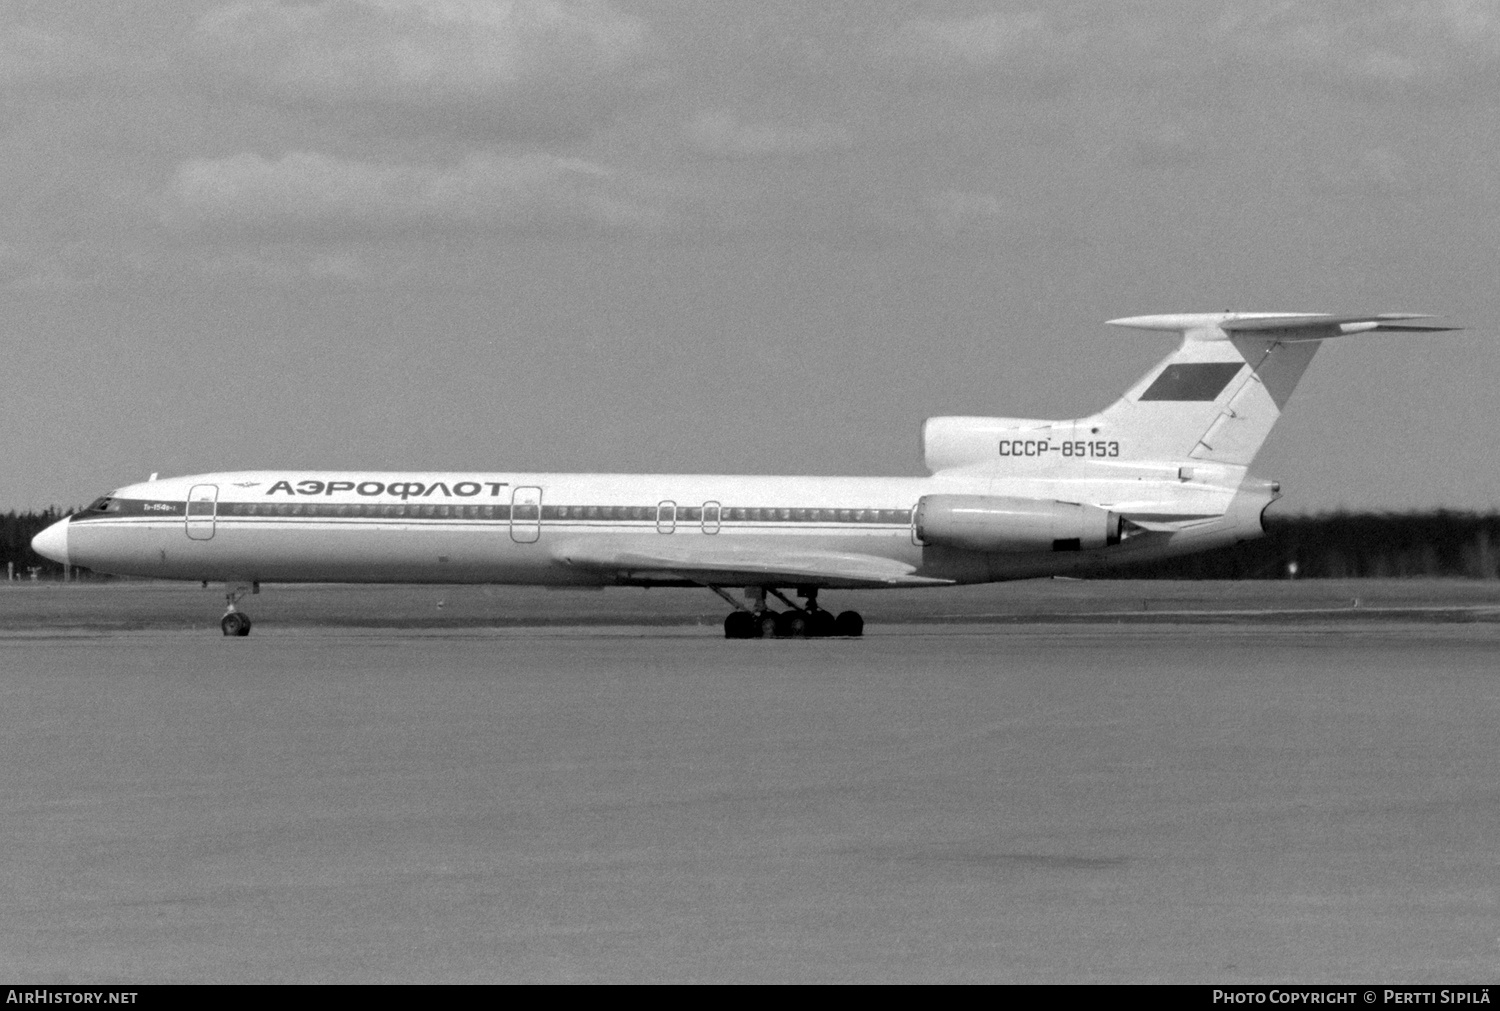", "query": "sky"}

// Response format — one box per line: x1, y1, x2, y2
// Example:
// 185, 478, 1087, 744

3, 0, 1498, 513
